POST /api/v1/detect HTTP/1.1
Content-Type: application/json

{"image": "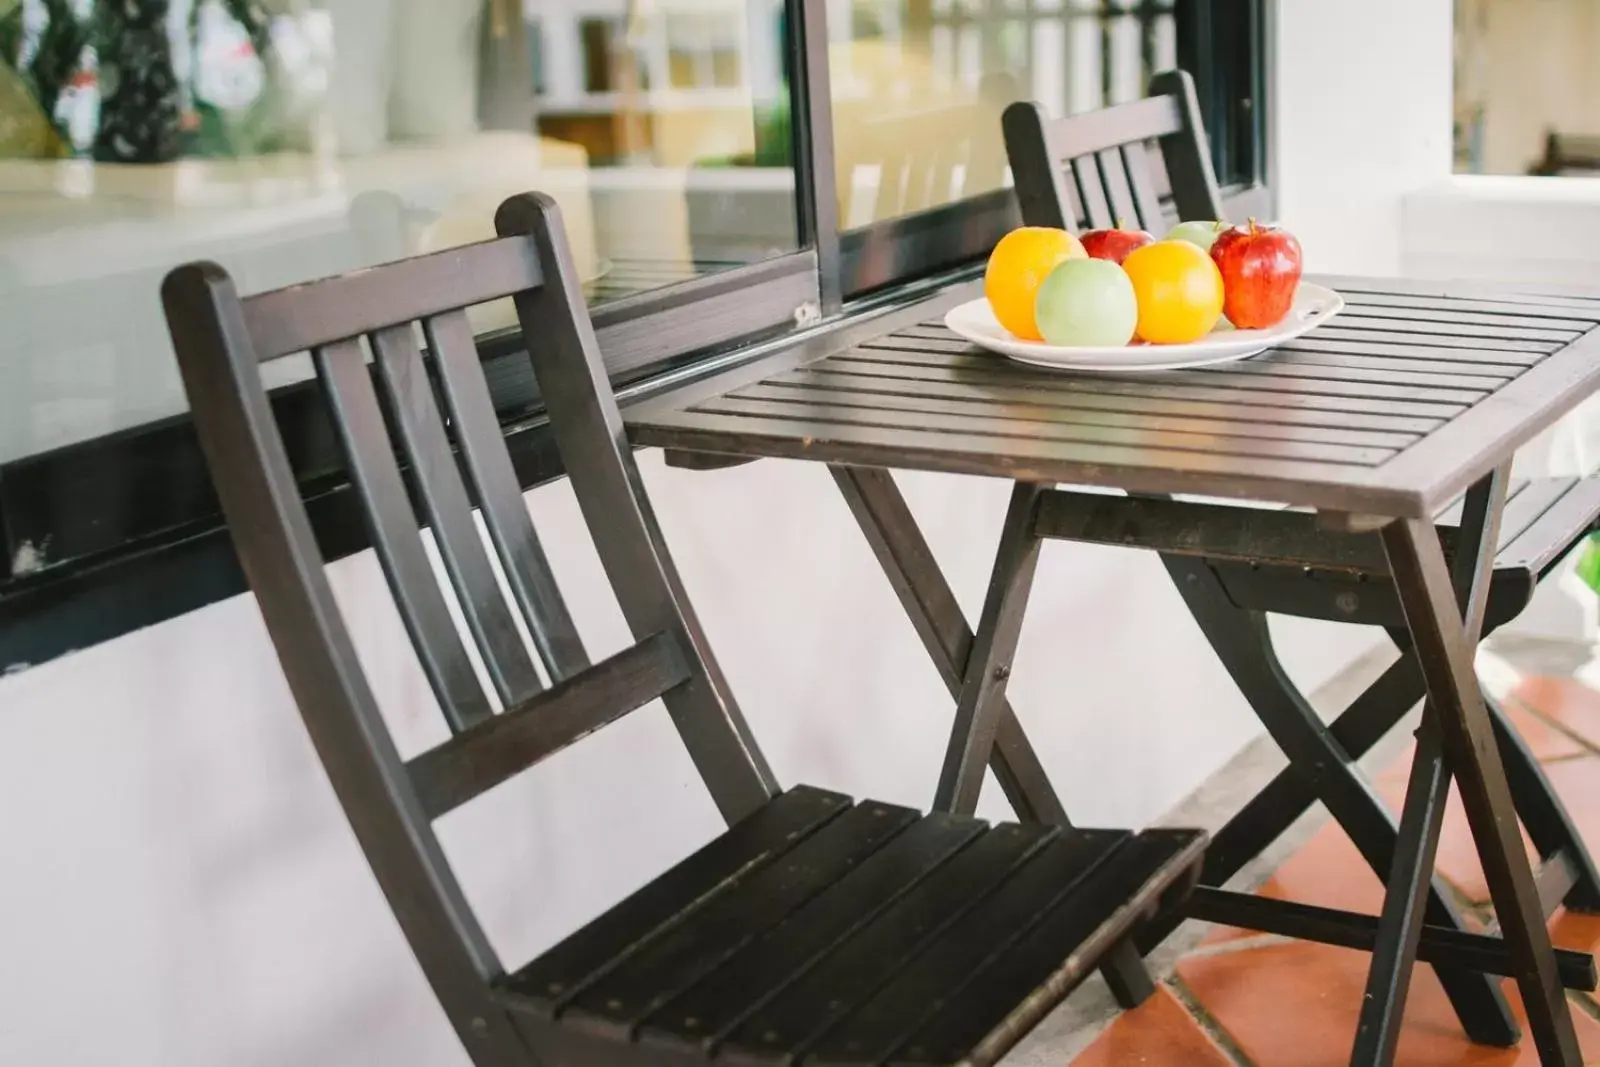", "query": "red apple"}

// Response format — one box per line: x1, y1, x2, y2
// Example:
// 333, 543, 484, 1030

1080, 222, 1154, 265
1210, 220, 1304, 329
